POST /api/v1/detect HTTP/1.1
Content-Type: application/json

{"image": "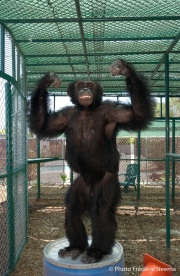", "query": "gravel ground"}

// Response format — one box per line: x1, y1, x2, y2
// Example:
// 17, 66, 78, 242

10, 185, 180, 275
